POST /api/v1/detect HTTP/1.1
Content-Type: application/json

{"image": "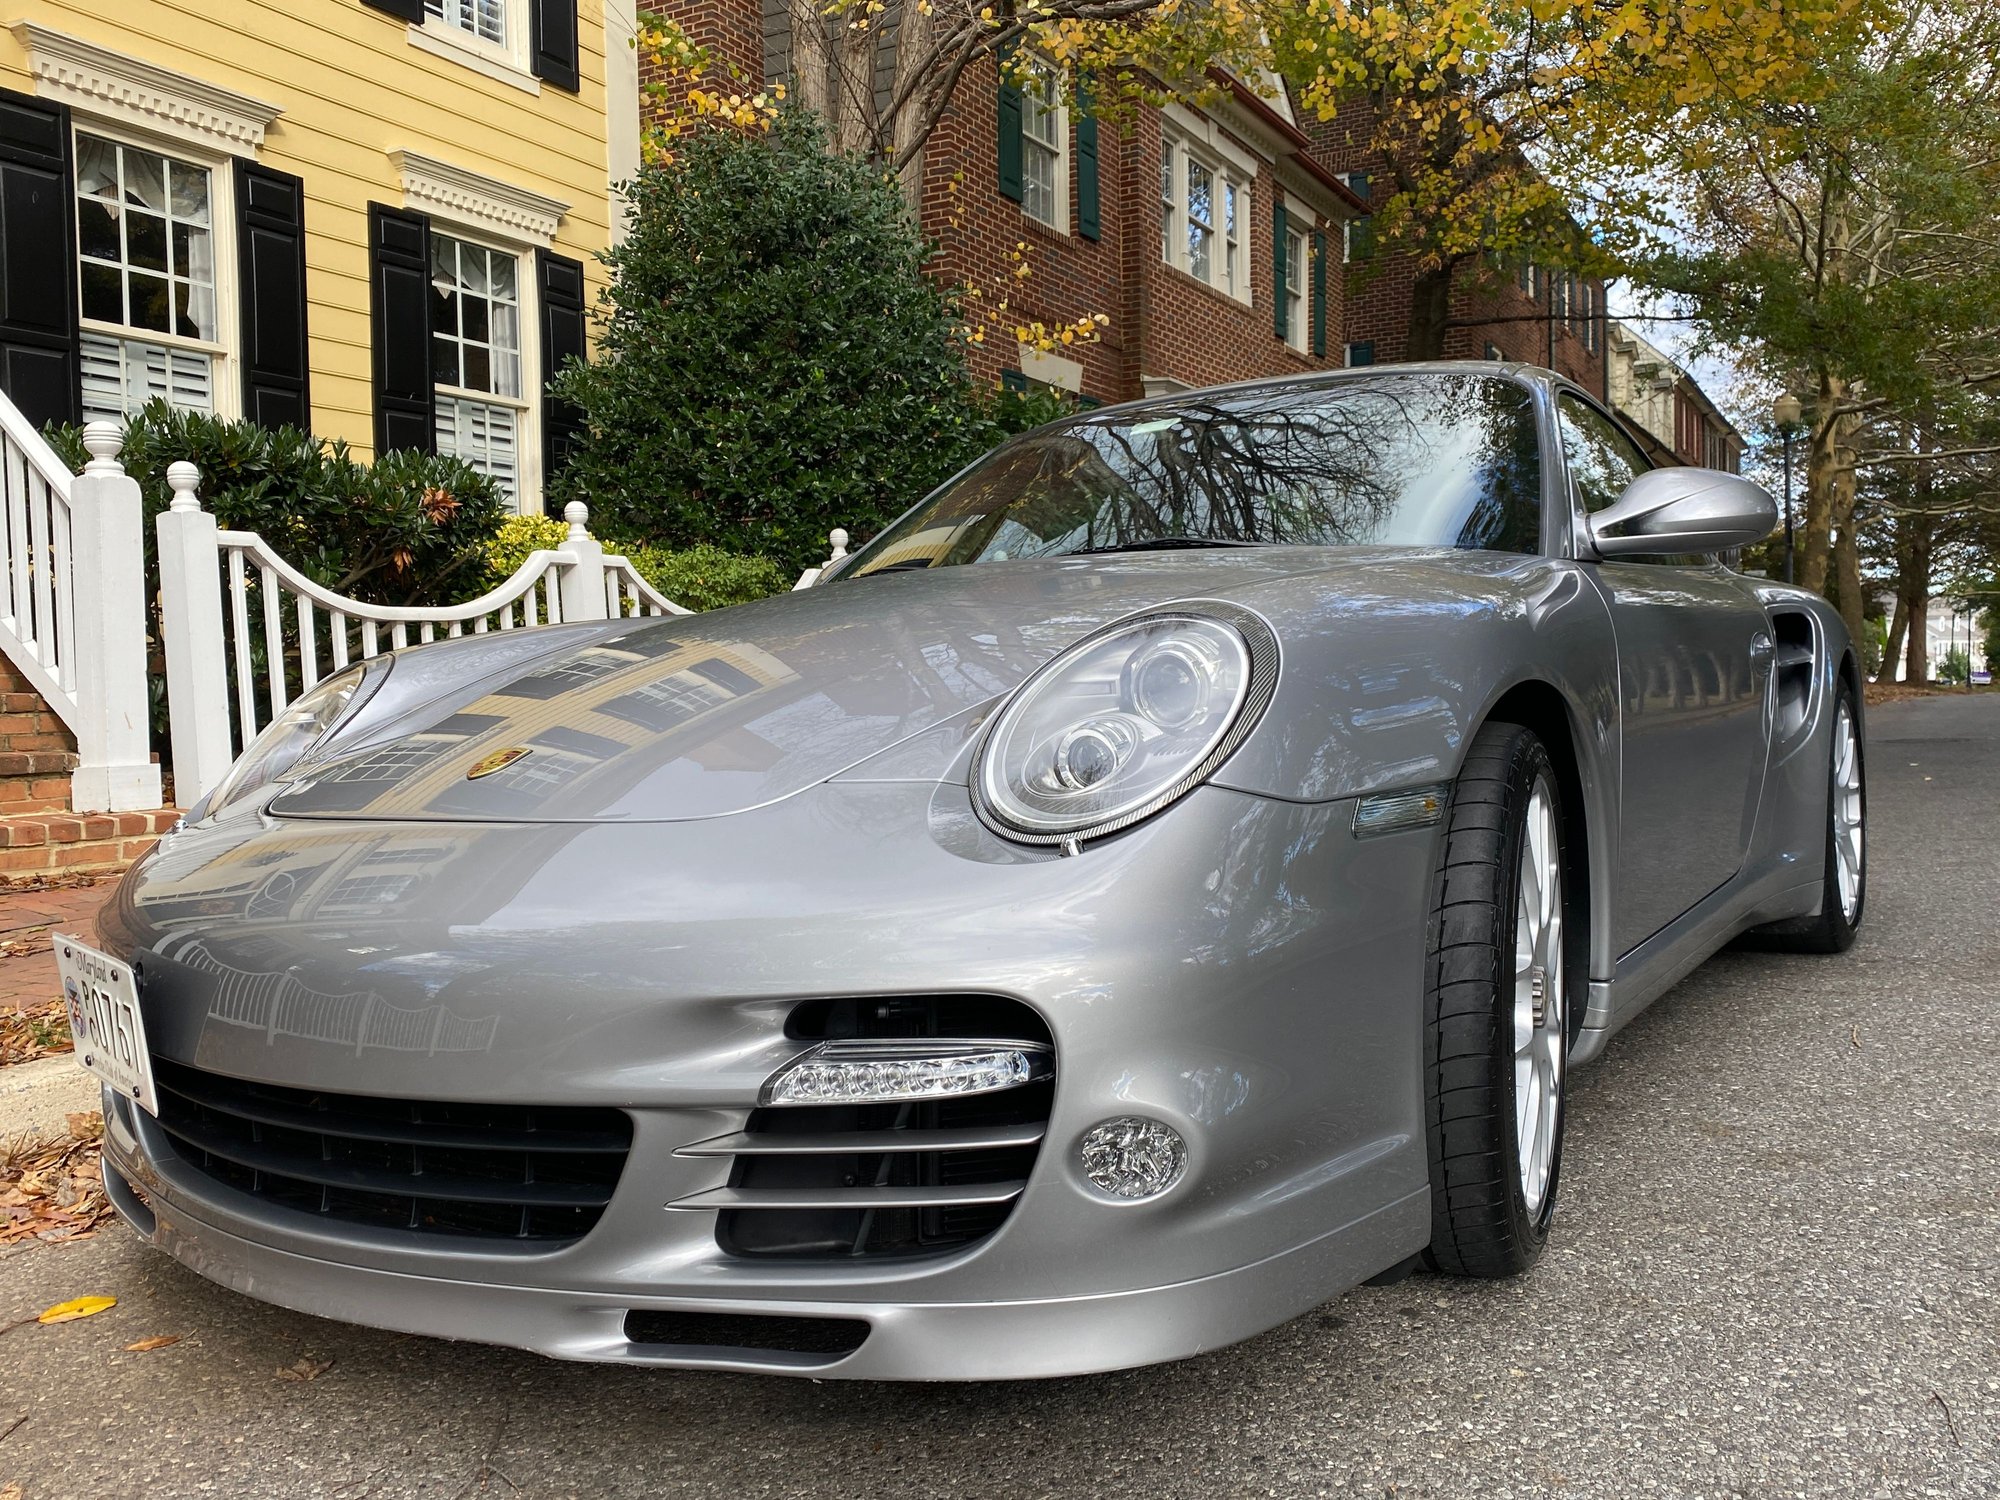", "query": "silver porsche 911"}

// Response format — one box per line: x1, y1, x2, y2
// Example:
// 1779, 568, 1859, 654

63, 364, 1864, 1380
